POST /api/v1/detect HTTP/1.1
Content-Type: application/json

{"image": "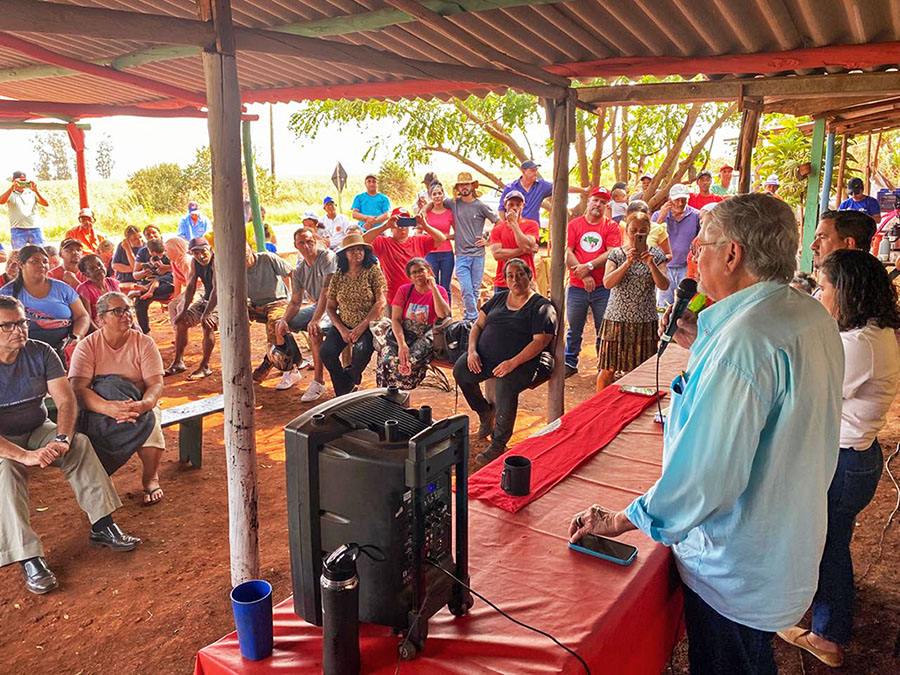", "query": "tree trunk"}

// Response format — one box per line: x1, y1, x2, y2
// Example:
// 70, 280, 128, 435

453, 99, 529, 164
589, 109, 605, 190
645, 104, 702, 209
669, 103, 737, 187
617, 107, 629, 183
422, 144, 504, 188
